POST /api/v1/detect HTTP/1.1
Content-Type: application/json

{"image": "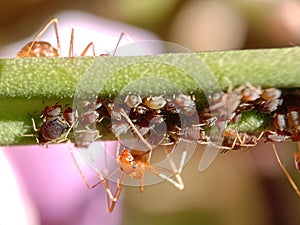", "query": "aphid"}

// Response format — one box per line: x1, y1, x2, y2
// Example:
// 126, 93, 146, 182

25, 103, 76, 146
143, 96, 167, 110
124, 94, 142, 108
35, 117, 69, 145
261, 88, 282, 101
17, 18, 61, 57
198, 85, 244, 171
217, 129, 263, 153
241, 83, 261, 102
63, 106, 78, 127
30, 113, 71, 146
265, 131, 289, 143
174, 93, 197, 116
74, 129, 100, 147
40, 103, 62, 120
